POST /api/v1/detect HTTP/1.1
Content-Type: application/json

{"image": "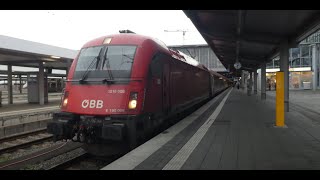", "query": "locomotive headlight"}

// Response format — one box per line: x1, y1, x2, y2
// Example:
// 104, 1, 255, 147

63, 98, 68, 107
128, 92, 138, 109
128, 99, 137, 109
103, 37, 112, 44
61, 91, 69, 108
